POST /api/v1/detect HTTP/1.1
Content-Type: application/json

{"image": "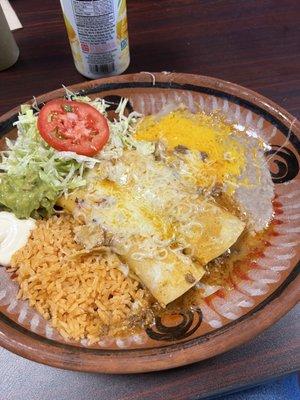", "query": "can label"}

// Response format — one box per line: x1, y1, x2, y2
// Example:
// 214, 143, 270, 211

60, 0, 130, 78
